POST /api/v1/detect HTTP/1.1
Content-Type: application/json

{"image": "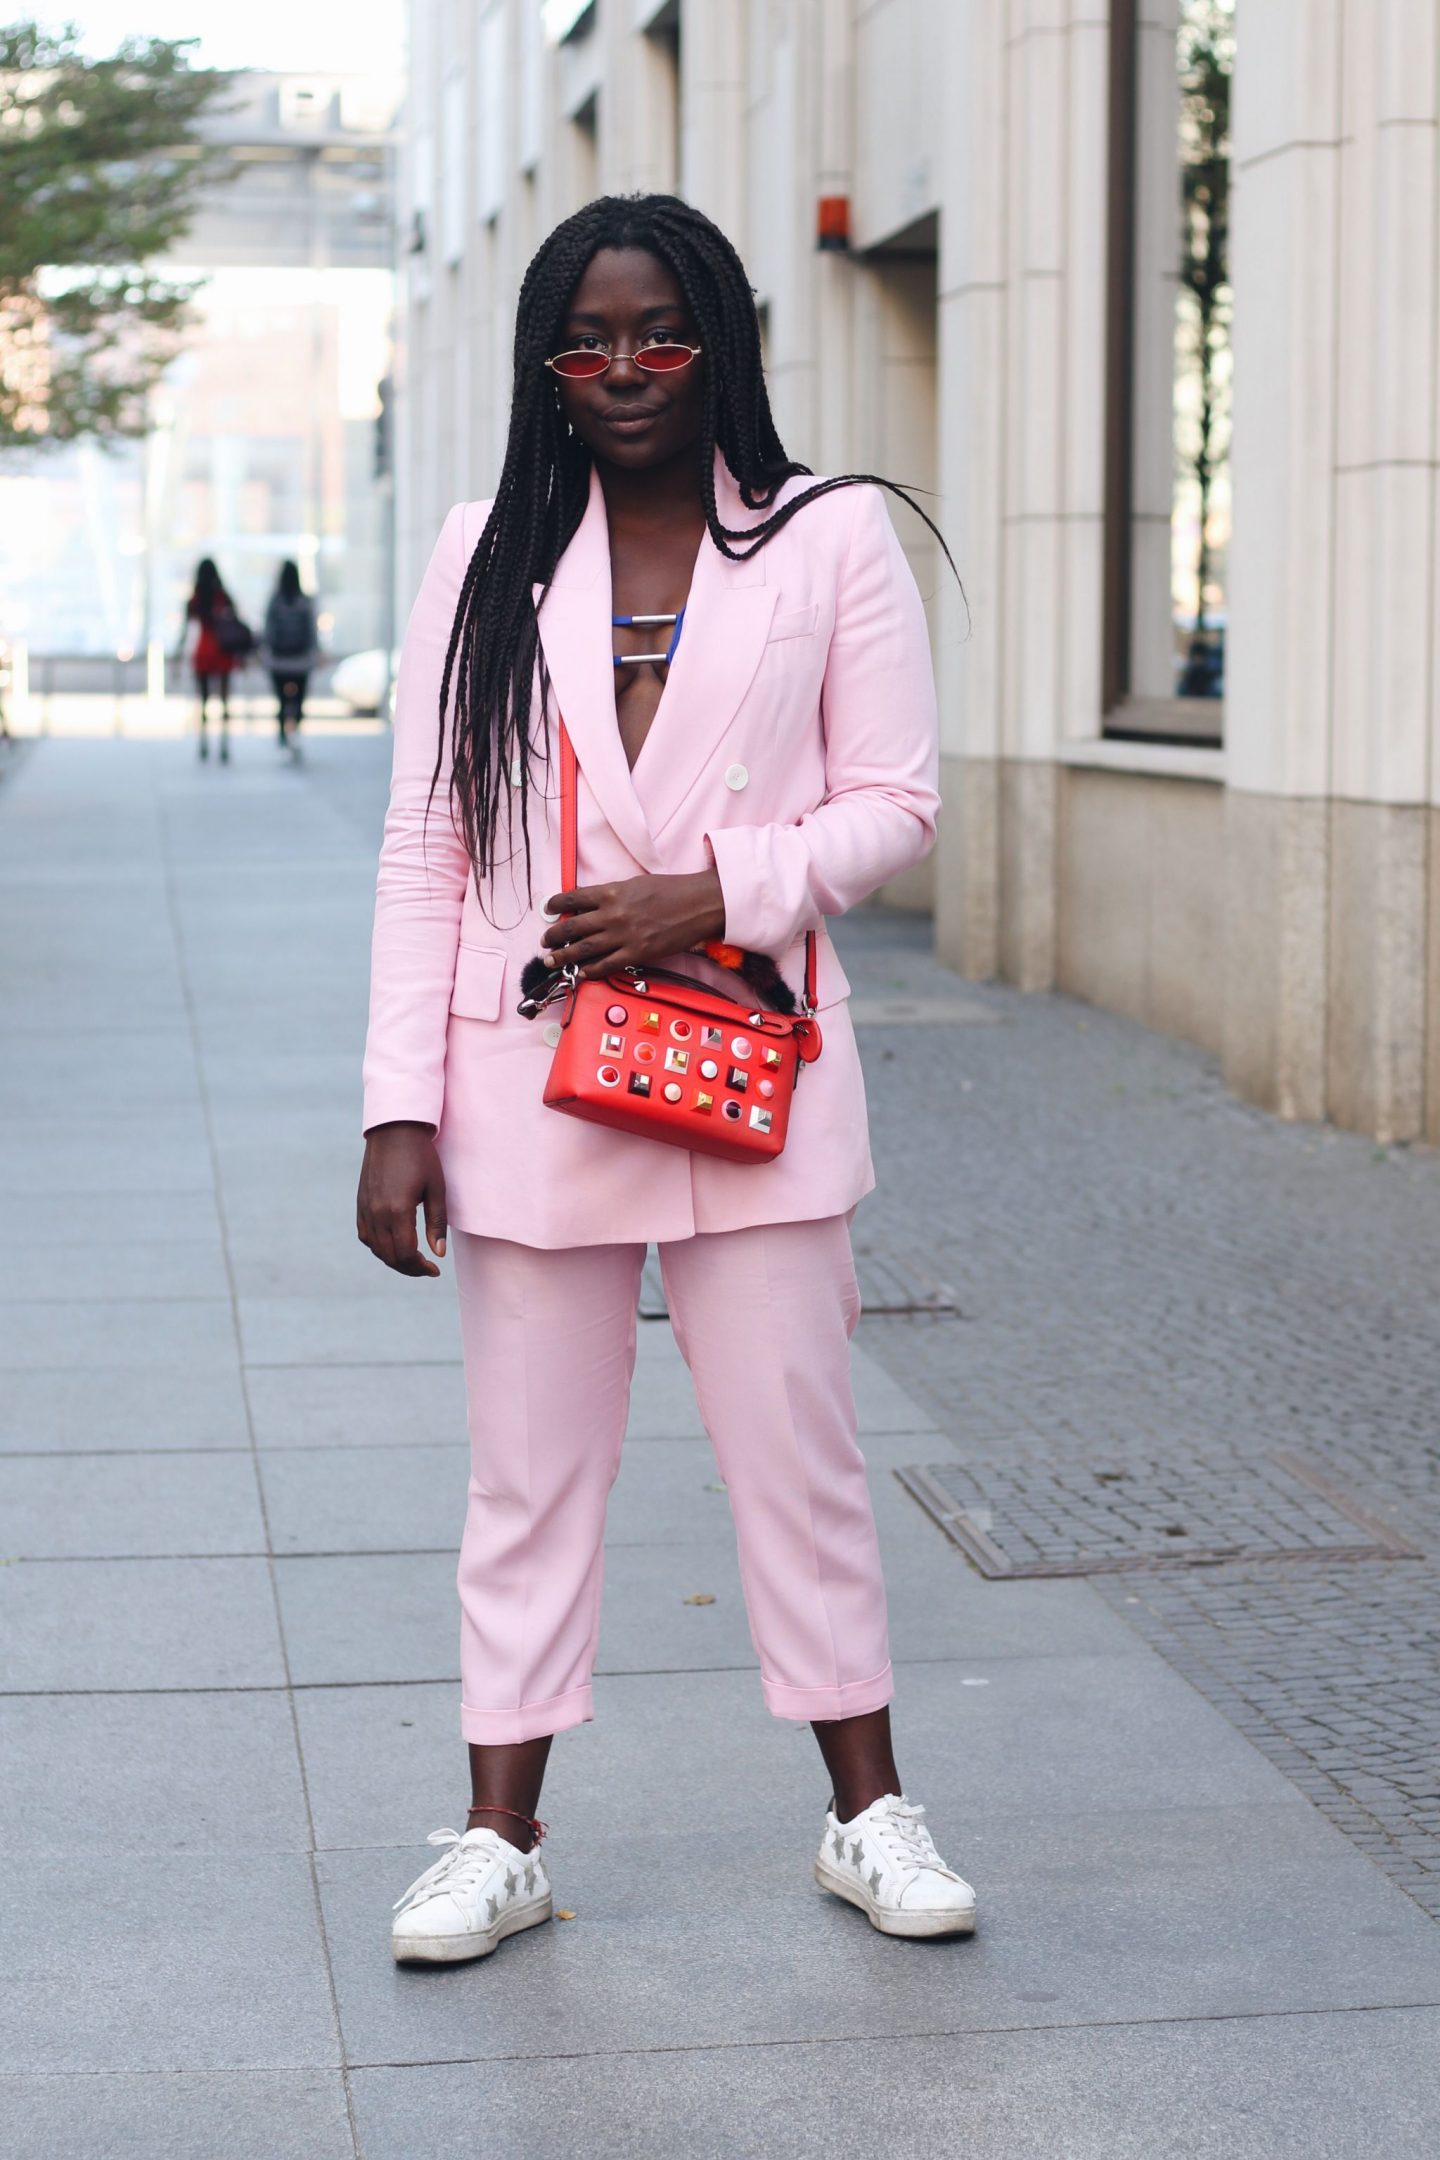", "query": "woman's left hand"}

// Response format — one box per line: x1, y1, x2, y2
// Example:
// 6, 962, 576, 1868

541, 869, 726, 976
